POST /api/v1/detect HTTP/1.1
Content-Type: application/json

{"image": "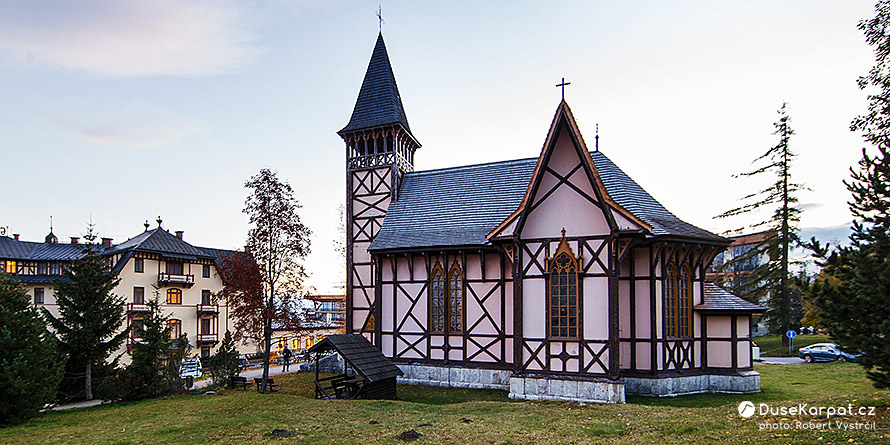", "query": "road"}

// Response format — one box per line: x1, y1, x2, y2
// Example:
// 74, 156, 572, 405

193, 362, 302, 390
758, 357, 805, 365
